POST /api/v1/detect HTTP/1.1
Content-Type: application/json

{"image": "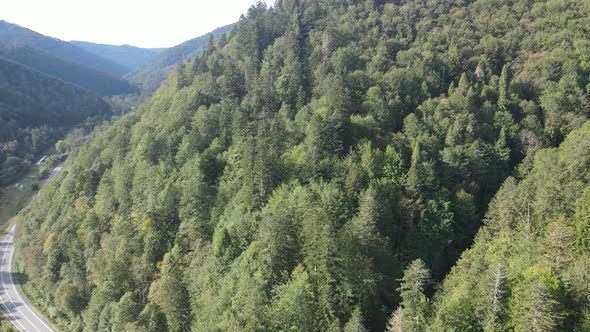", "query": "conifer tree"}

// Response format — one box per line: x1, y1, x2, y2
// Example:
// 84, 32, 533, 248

343, 306, 368, 332
498, 65, 510, 112
483, 264, 507, 331
397, 259, 430, 331
148, 247, 190, 332
513, 280, 560, 332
